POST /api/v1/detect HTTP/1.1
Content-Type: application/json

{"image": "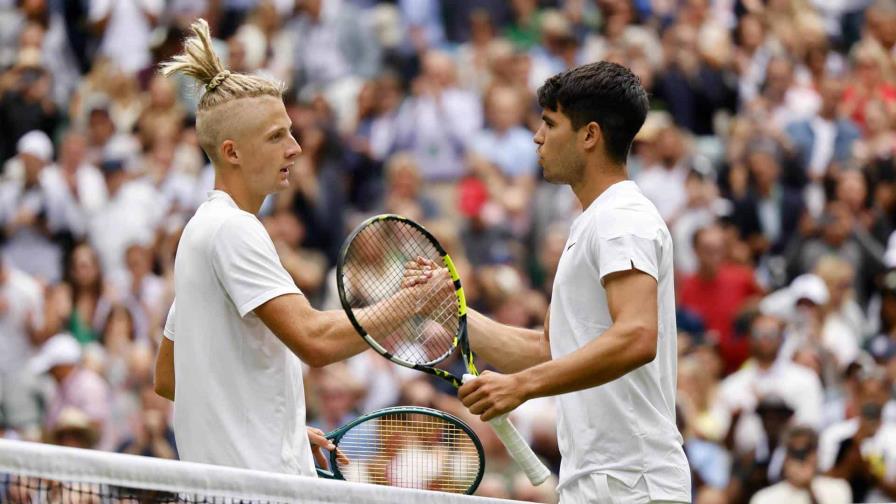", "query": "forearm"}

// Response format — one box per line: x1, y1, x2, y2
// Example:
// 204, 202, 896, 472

287, 310, 369, 367
467, 309, 550, 373
517, 320, 656, 400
